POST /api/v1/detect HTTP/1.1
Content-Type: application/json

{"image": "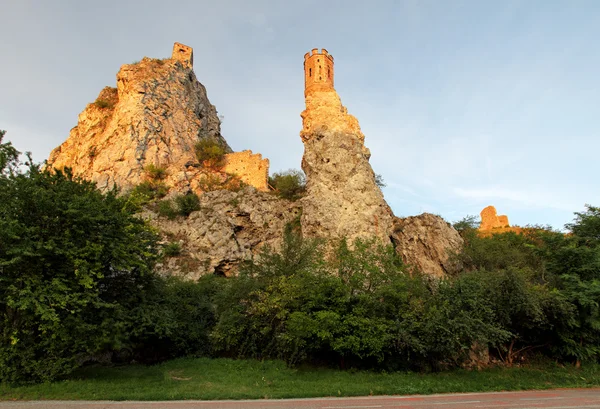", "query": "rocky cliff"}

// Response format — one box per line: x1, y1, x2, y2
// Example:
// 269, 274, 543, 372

148, 187, 300, 279
48, 49, 231, 194
47, 44, 464, 279
392, 213, 463, 277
